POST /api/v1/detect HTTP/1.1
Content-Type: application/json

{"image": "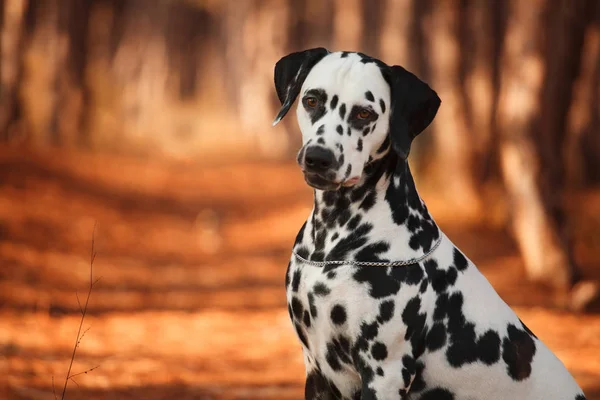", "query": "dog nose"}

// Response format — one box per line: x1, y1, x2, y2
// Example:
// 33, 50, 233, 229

304, 146, 335, 172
